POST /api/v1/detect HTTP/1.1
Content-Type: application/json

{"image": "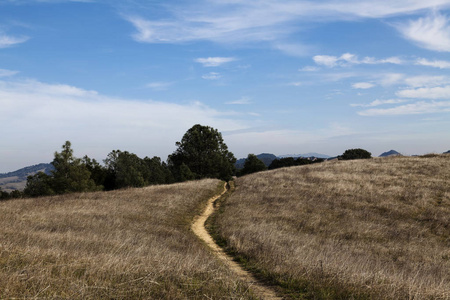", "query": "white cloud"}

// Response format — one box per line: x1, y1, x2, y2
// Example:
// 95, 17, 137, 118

146, 81, 173, 90
378, 73, 404, 86
396, 85, 450, 99
416, 58, 450, 69
352, 82, 375, 89
404, 75, 450, 88
0, 68, 19, 77
313, 55, 339, 67
313, 53, 402, 68
195, 57, 236, 67
351, 99, 408, 107
358, 101, 450, 116
225, 96, 252, 105
396, 12, 450, 52
0, 33, 29, 48
299, 66, 319, 72
124, 1, 450, 46
0, 78, 248, 171
202, 72, 221, 80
